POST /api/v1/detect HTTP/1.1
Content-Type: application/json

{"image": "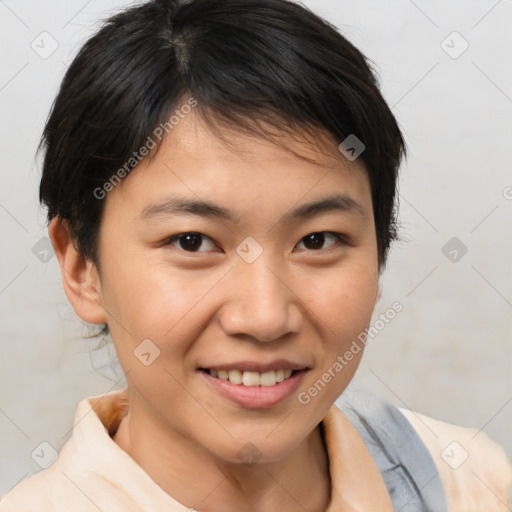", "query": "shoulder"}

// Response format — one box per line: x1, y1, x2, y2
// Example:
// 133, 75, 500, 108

336, 388, 449, 510
336, 388, 512, 511
0, 434, 103, 512
0, 471, 52, 510
399, 407, 512, 512
0, 390, 130, 511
